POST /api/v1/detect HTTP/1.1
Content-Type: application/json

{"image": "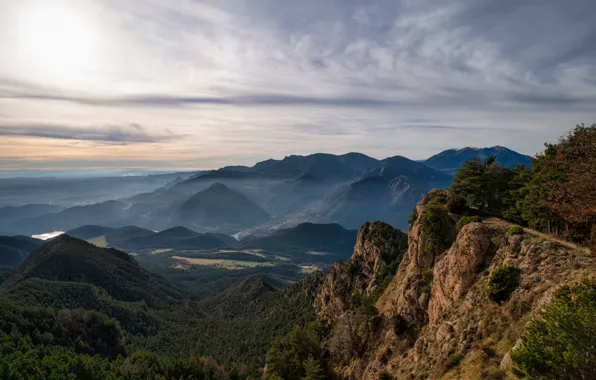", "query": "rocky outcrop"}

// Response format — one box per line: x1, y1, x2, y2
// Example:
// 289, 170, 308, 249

377, 189, 457, 325
314, 221, 407, 324
427, 222, 496, 325
315, 190, 596, 379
